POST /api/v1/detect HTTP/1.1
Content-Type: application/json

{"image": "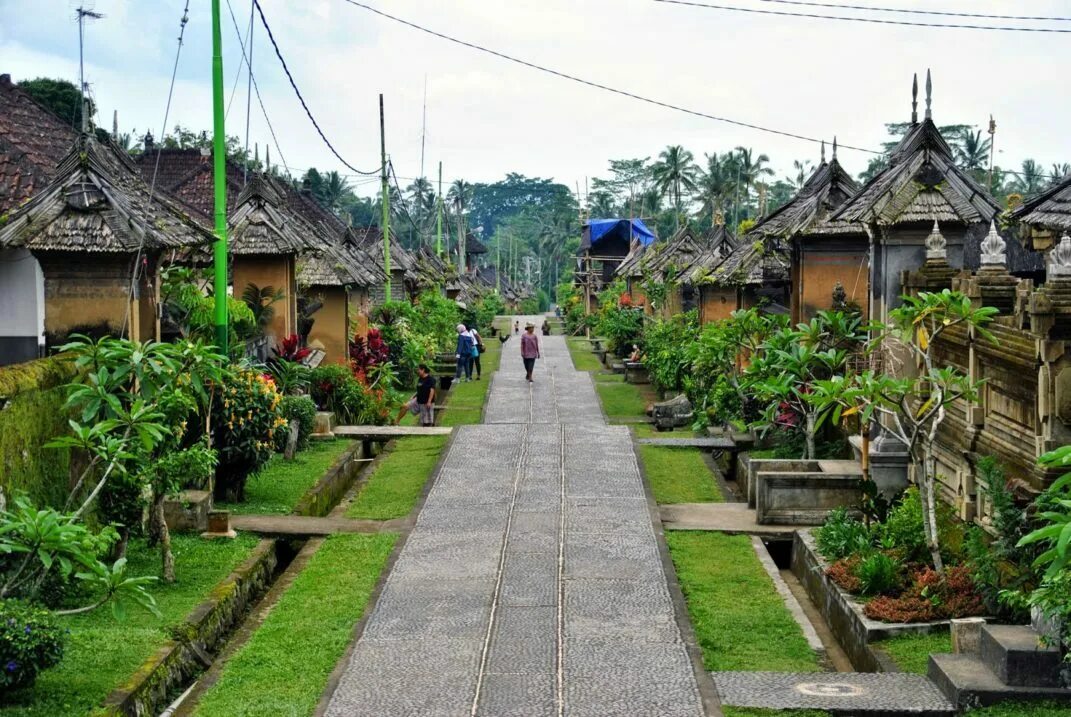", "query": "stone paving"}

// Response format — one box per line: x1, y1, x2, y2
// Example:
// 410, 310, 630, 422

323, 328, 704, 717
711, 671, 955, 714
